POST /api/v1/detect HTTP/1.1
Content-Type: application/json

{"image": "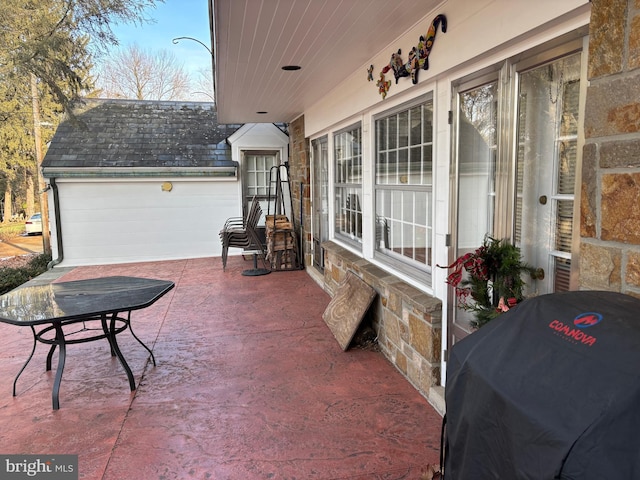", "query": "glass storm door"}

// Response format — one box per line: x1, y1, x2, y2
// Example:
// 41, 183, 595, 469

515, 52, 582, 294
450, 76, 500, 344
311, 136, 329, 270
